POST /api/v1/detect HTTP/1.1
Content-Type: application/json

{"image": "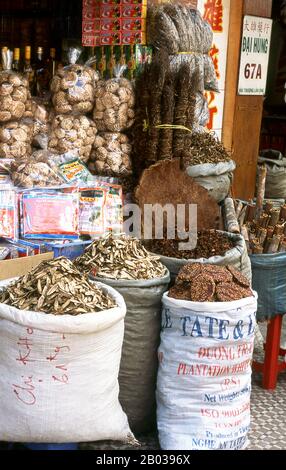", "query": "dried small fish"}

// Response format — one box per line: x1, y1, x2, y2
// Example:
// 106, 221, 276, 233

0, 257, 116, 315
75, 233, 167, 281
